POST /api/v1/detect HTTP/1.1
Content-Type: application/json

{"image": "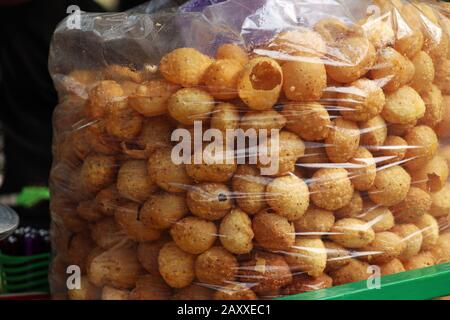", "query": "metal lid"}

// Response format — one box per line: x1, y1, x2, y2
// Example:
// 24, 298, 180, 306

0, 204, 19, 241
